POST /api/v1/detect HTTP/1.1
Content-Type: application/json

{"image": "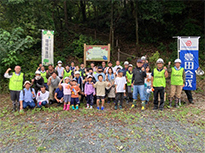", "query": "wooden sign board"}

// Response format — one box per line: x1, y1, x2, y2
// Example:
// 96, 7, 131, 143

84, 43, 110, 67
